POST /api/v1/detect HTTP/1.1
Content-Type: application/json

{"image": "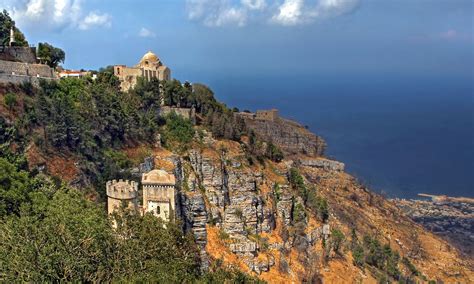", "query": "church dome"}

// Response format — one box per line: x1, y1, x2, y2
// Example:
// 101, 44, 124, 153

140, 51, 159, 64
142, 169, 175, 185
